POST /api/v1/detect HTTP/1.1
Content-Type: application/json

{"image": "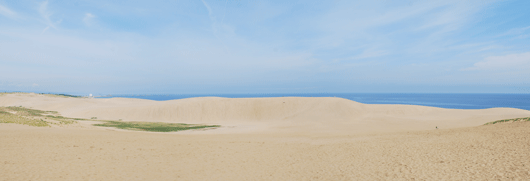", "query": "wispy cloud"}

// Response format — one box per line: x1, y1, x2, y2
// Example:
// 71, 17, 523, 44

83, 13, 96, 26
463, 52, 530, 71
201, 0, 214, 20
0, 4, 17, 18
317, 1, 476, 37
0, 0, 528, 93
498, 26, 530, 37
287, 0, 502, 70
333, 49, 388, 62
200, 0, 234, 50
39, 0, 62, 33
493, 26, 530, 40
